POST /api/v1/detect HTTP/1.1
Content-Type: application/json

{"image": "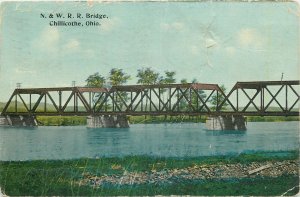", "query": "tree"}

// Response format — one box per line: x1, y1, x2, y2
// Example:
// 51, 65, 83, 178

160, 71, 176, 84
108, 68, 130, 86
108, 68, 130, 110
210, 84, 228, 110
158, 71, 177, 110
136, 67, 160, 85
190, 79, 206, 111
178, 79, 188, 110
85, 72, 106, 111
85, 72, 106, 87
136, 68, 161, 114
180, 79, 188, 84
